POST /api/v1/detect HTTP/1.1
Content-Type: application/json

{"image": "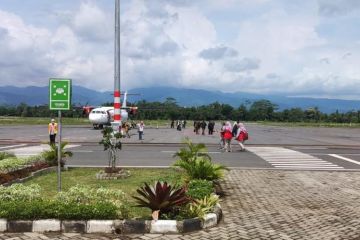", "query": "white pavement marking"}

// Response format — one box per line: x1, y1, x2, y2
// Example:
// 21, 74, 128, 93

0, 144, 27, 150
161, 150, 222, 154
8, 144, 80, 157
291, 147, 328, 150
247, 147, 344, 170
329, 154, 360, 166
